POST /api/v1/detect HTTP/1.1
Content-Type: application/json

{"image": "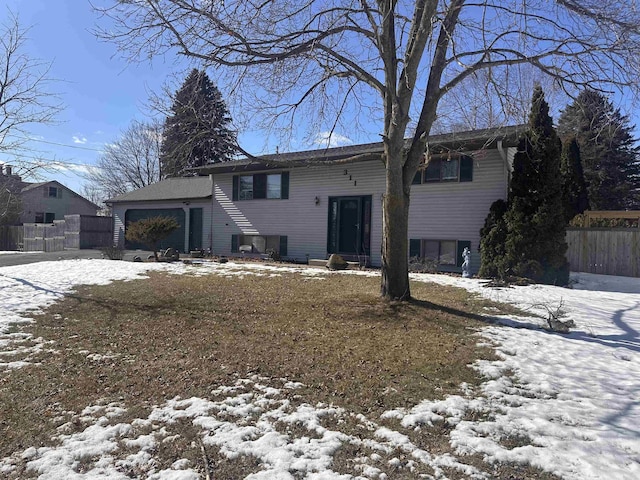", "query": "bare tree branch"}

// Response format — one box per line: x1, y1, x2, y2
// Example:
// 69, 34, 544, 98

0, 9, 63, 170
85, 119, 162, 202
93, 0, 640, 299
